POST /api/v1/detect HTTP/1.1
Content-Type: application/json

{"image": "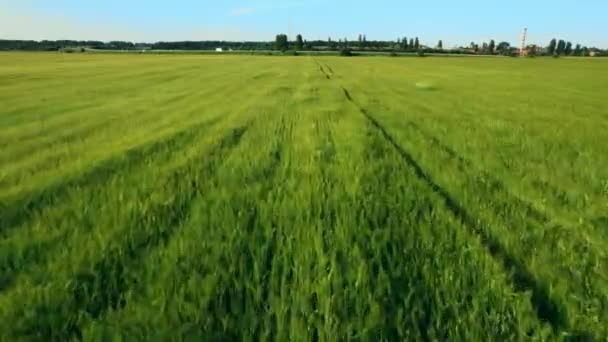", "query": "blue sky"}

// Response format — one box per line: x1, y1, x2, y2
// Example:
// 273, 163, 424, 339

1, 0, 606, 48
